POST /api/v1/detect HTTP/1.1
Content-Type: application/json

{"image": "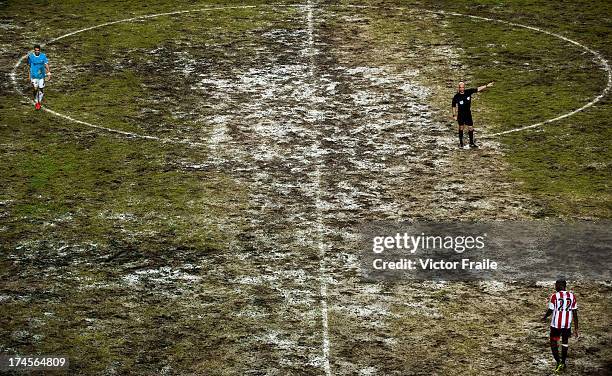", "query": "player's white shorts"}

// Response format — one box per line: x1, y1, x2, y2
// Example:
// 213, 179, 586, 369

31, 78, 45, 89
